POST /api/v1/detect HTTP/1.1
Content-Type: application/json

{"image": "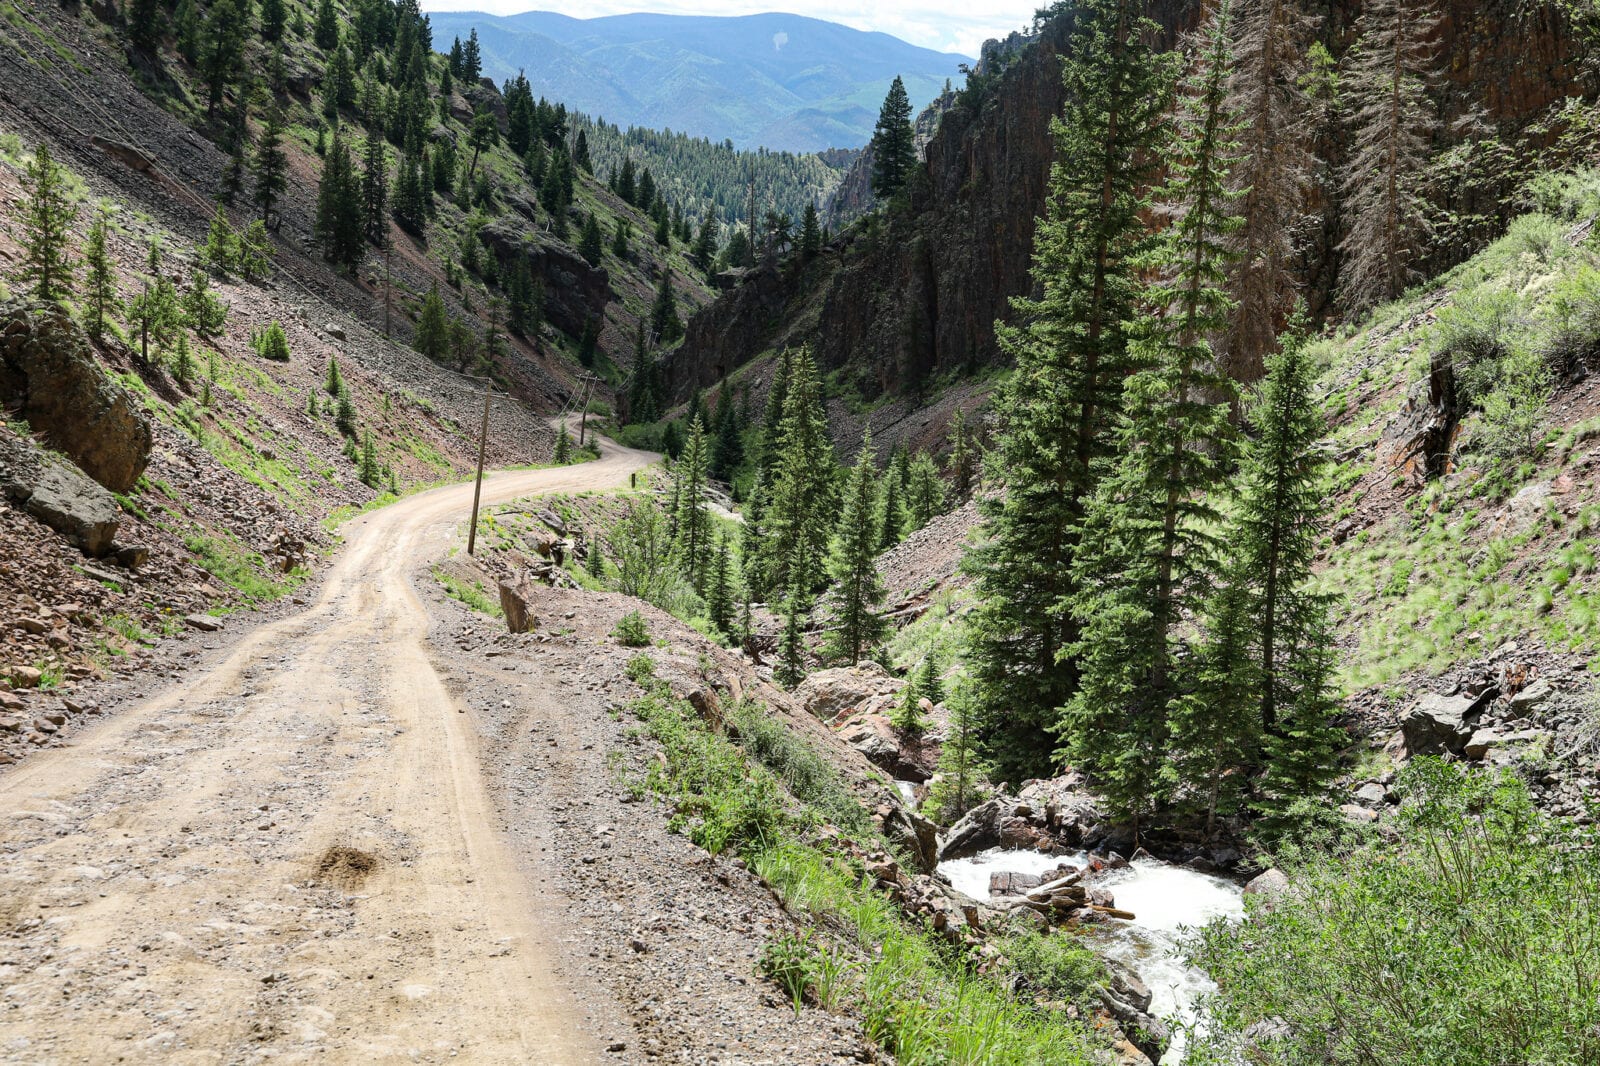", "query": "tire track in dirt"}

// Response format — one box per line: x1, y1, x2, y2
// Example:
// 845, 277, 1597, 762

0, 437, 656, 1064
